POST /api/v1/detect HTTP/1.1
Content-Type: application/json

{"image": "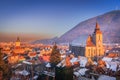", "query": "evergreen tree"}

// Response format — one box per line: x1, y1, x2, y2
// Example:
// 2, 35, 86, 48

50, 43, 61, 67
0, 48, 11, 80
